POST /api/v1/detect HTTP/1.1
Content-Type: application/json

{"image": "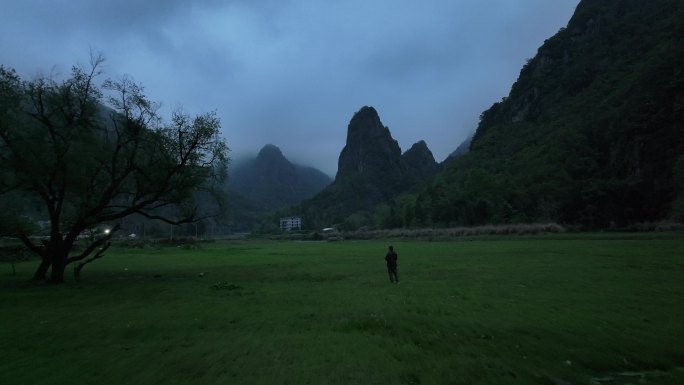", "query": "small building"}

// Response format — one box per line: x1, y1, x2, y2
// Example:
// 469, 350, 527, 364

279, 216, 302, 231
